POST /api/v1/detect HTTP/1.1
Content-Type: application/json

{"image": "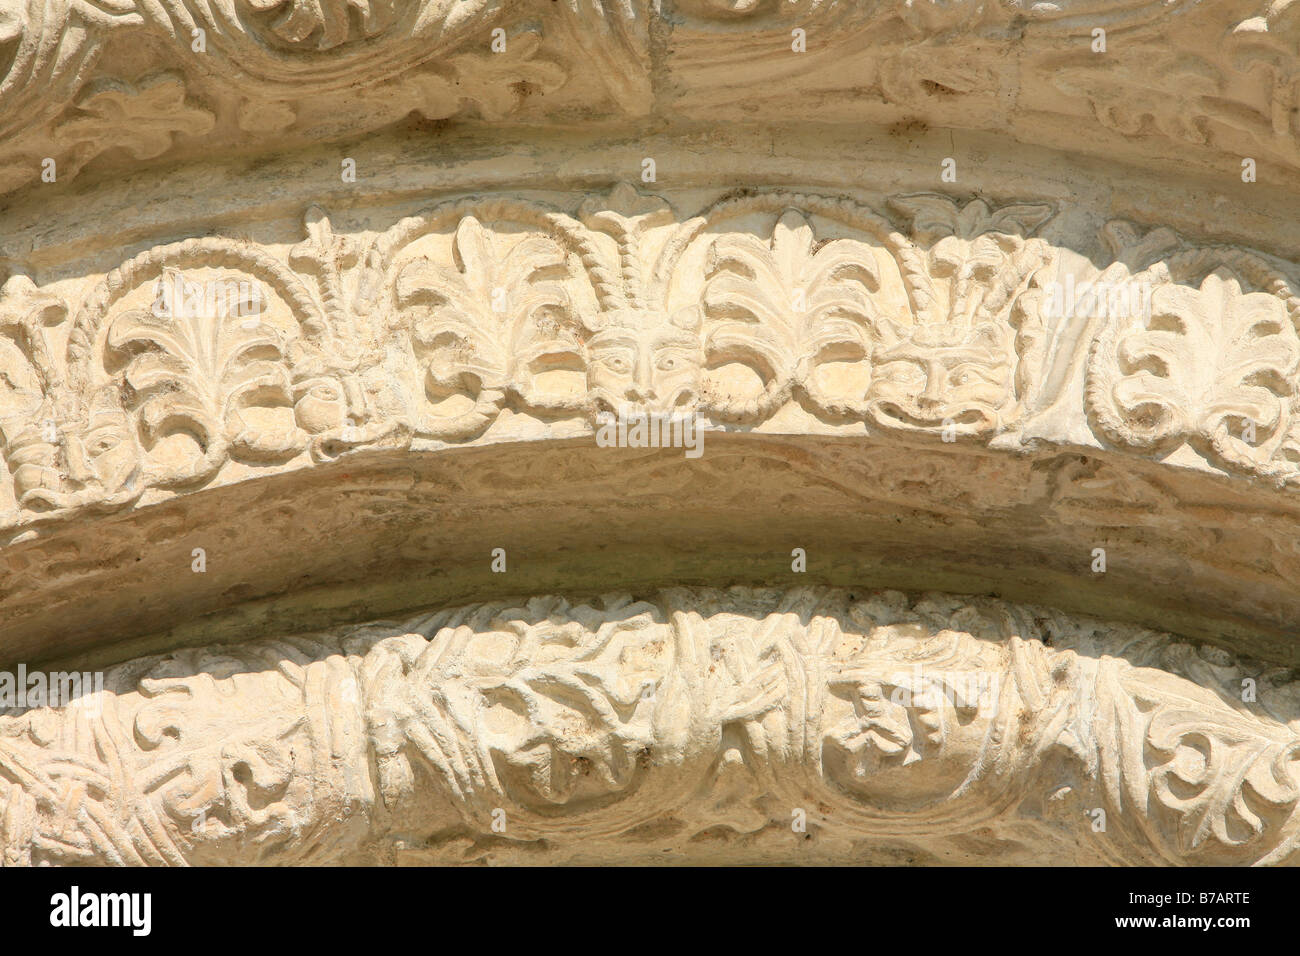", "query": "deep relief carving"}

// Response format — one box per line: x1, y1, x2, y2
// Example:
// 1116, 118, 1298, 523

7, 184, 1300, 529
3, 586, 1298, 865
391, 213, 584, 438
869, 195, 1051, 435
2, 0, 1297, 880
357, 185, 1056, 435
700, 207, 878, 422
1084, 229, 1300, 483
